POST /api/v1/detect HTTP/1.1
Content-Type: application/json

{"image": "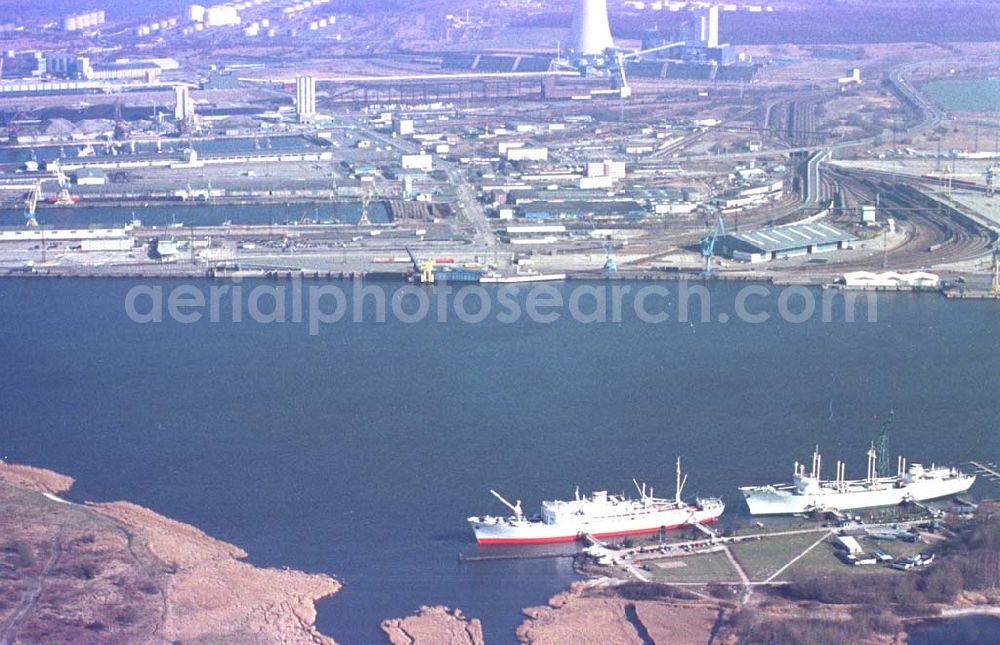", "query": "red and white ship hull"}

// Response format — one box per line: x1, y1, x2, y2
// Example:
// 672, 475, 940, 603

469, 502, 723, 545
